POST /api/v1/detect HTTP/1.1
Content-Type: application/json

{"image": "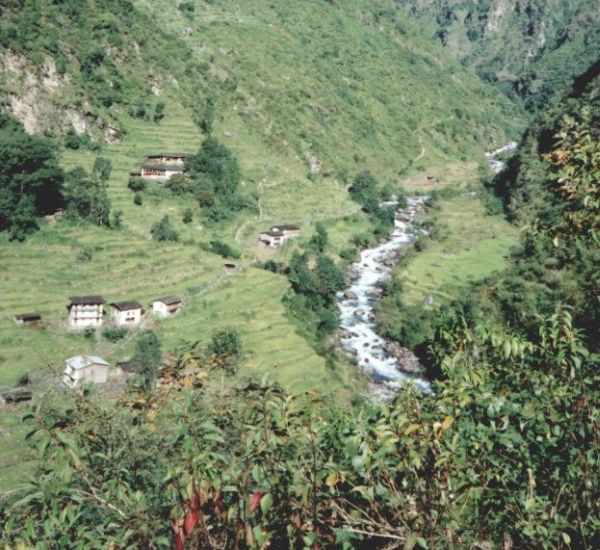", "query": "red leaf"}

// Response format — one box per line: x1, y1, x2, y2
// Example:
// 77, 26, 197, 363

184, 509, 200, 536
174, 528, 185, 550
249, 491, 263, 514
213, 490, 224, 515
293, 514, 302, 529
